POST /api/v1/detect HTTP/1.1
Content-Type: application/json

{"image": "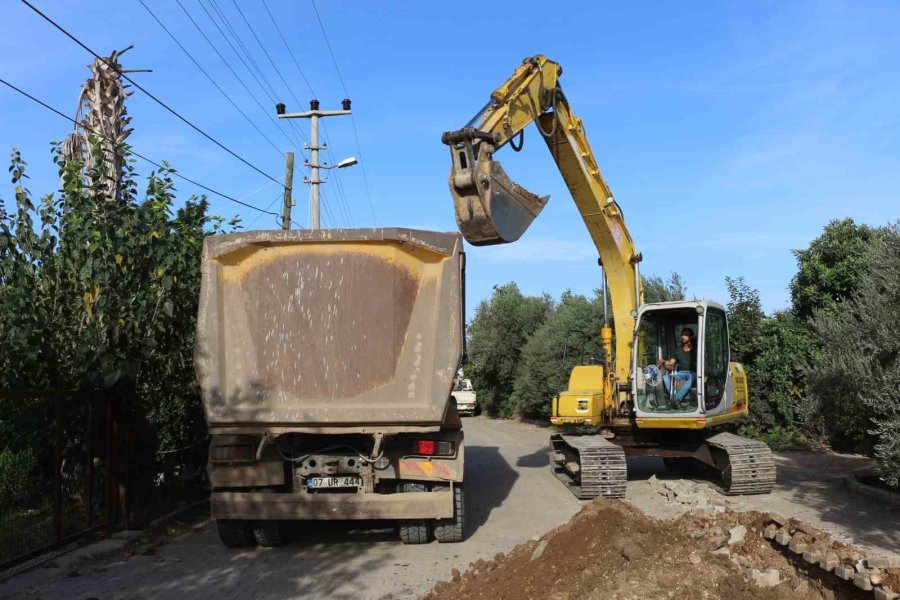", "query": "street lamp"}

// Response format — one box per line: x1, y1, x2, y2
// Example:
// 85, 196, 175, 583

319, 157, 358, 170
